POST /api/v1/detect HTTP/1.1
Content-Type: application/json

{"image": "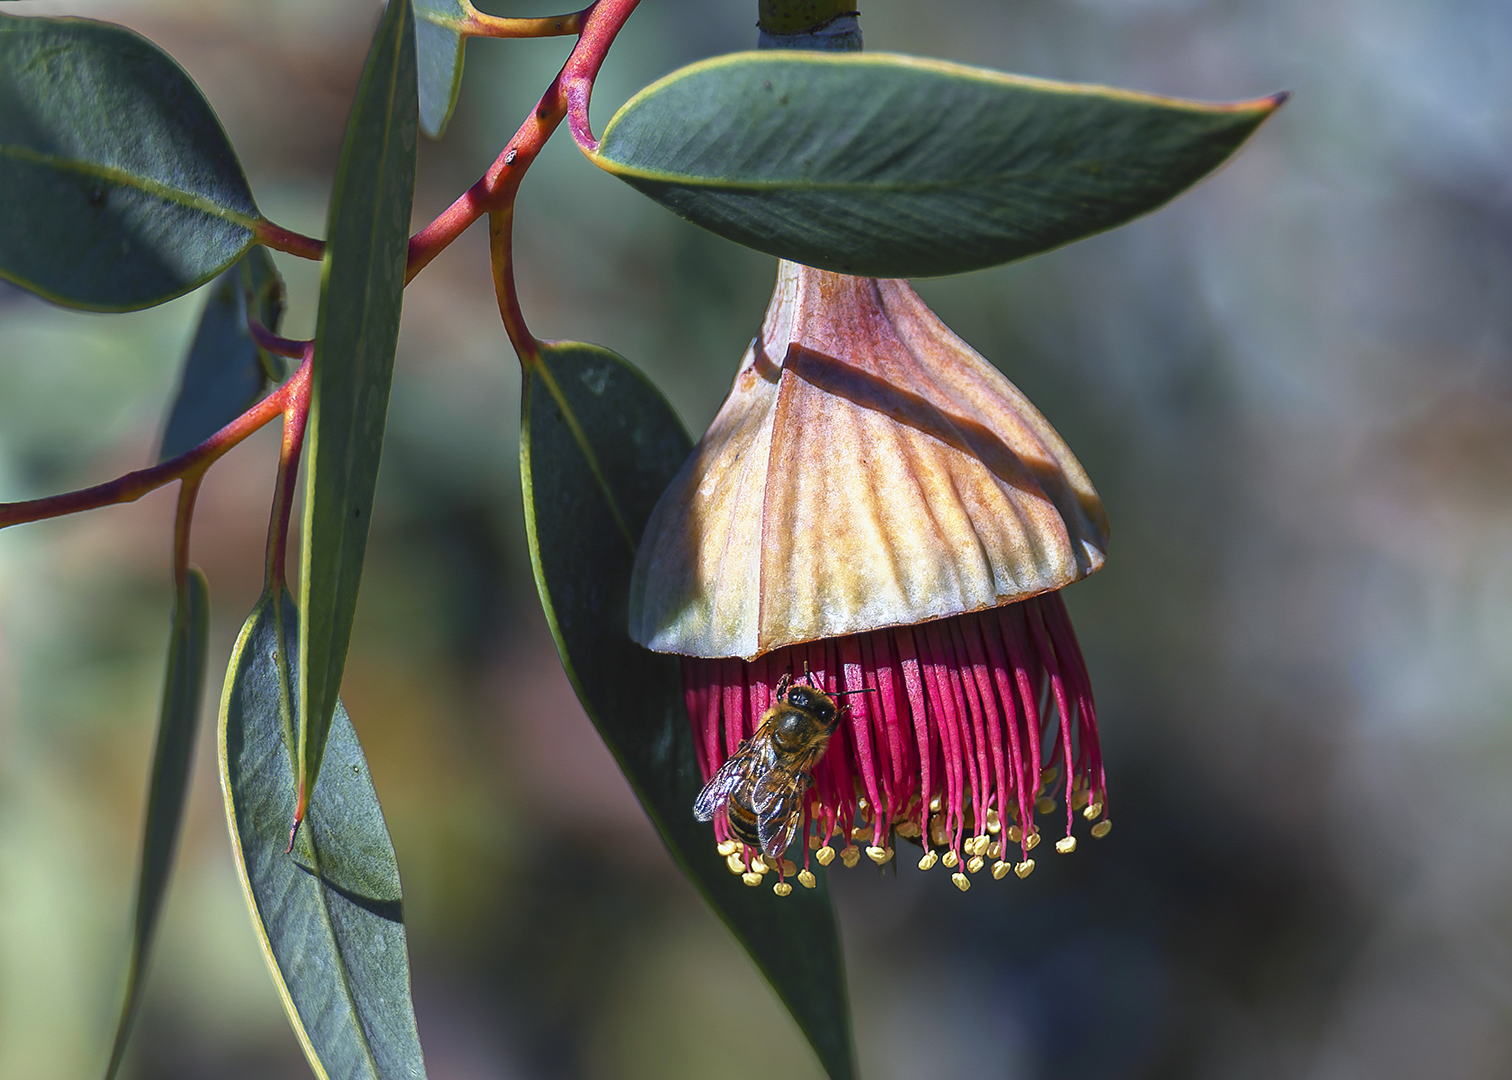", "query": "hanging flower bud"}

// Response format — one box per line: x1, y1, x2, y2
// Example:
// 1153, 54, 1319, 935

630, 260, 1112, 890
